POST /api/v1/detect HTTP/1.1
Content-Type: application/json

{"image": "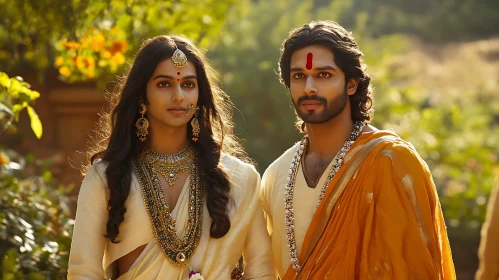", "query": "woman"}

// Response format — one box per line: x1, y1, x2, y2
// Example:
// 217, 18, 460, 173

68, 35, 275, 280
